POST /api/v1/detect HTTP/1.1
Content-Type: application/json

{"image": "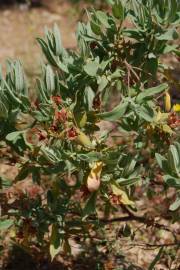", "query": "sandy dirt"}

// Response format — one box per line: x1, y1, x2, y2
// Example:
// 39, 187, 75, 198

0, 1, 78, 76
